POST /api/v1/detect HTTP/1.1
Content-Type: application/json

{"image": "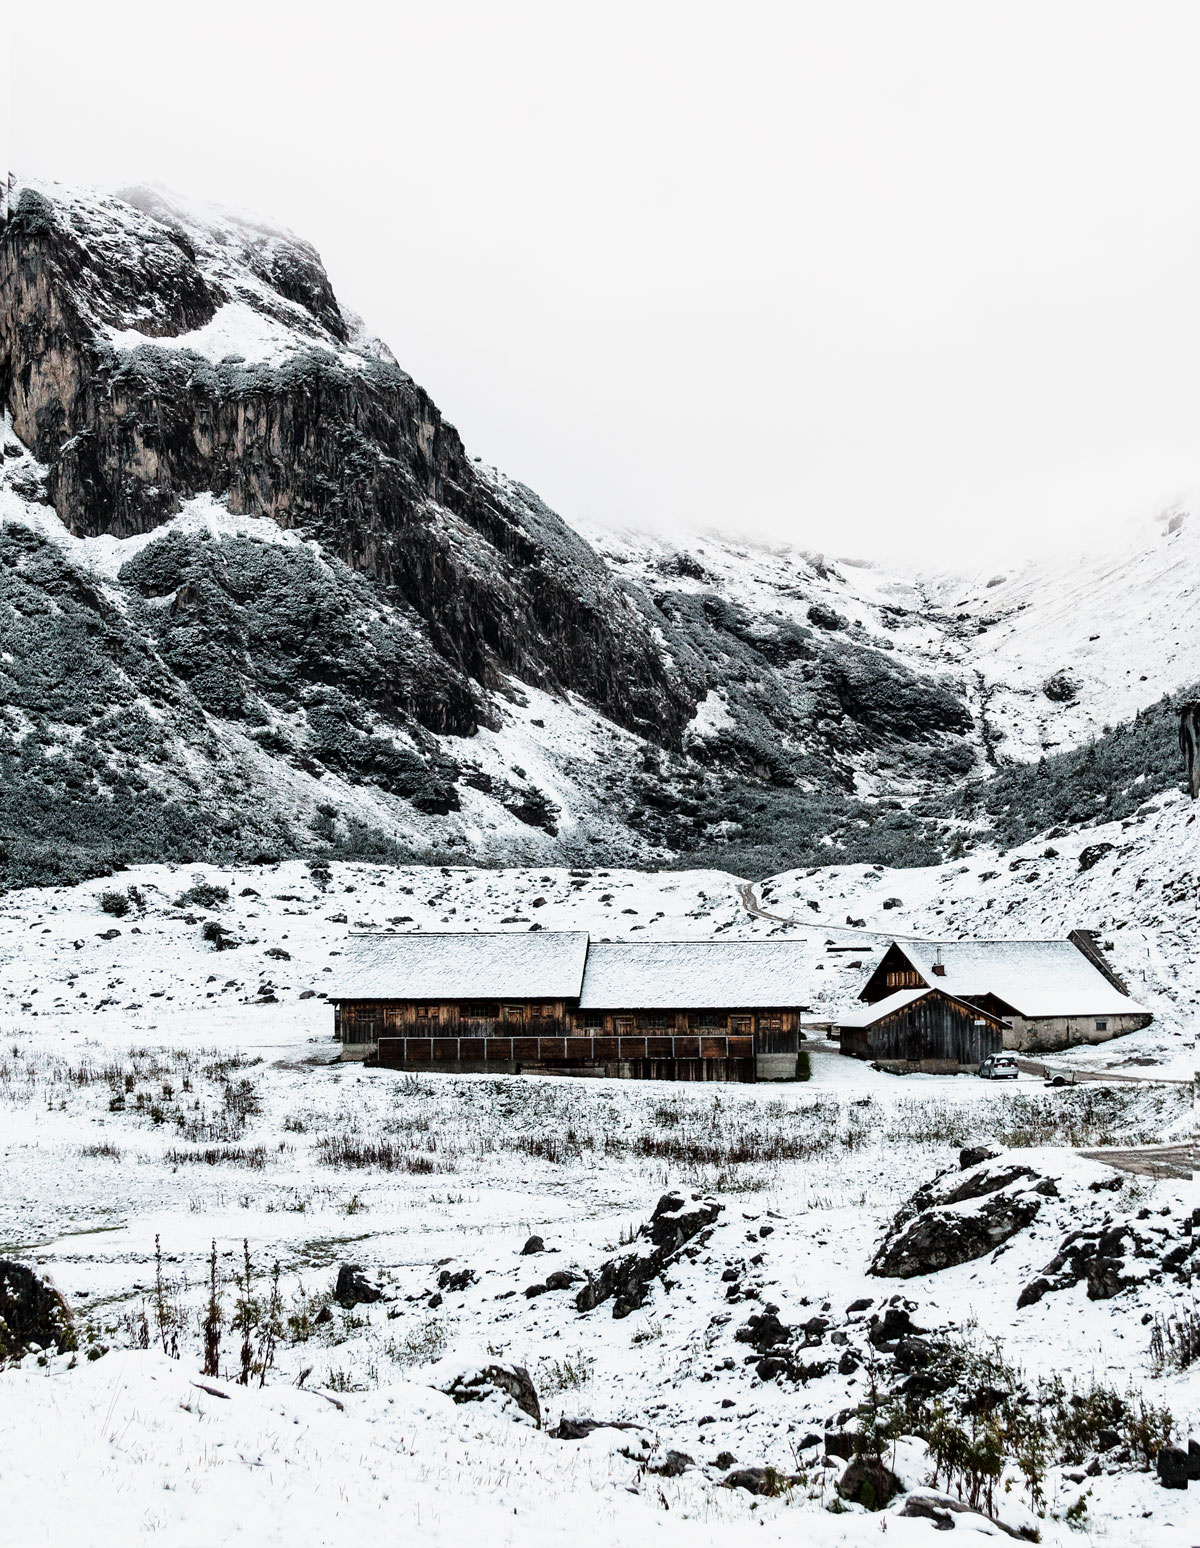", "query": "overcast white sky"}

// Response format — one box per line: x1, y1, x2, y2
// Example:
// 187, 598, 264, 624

7, 2, 1199, 561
